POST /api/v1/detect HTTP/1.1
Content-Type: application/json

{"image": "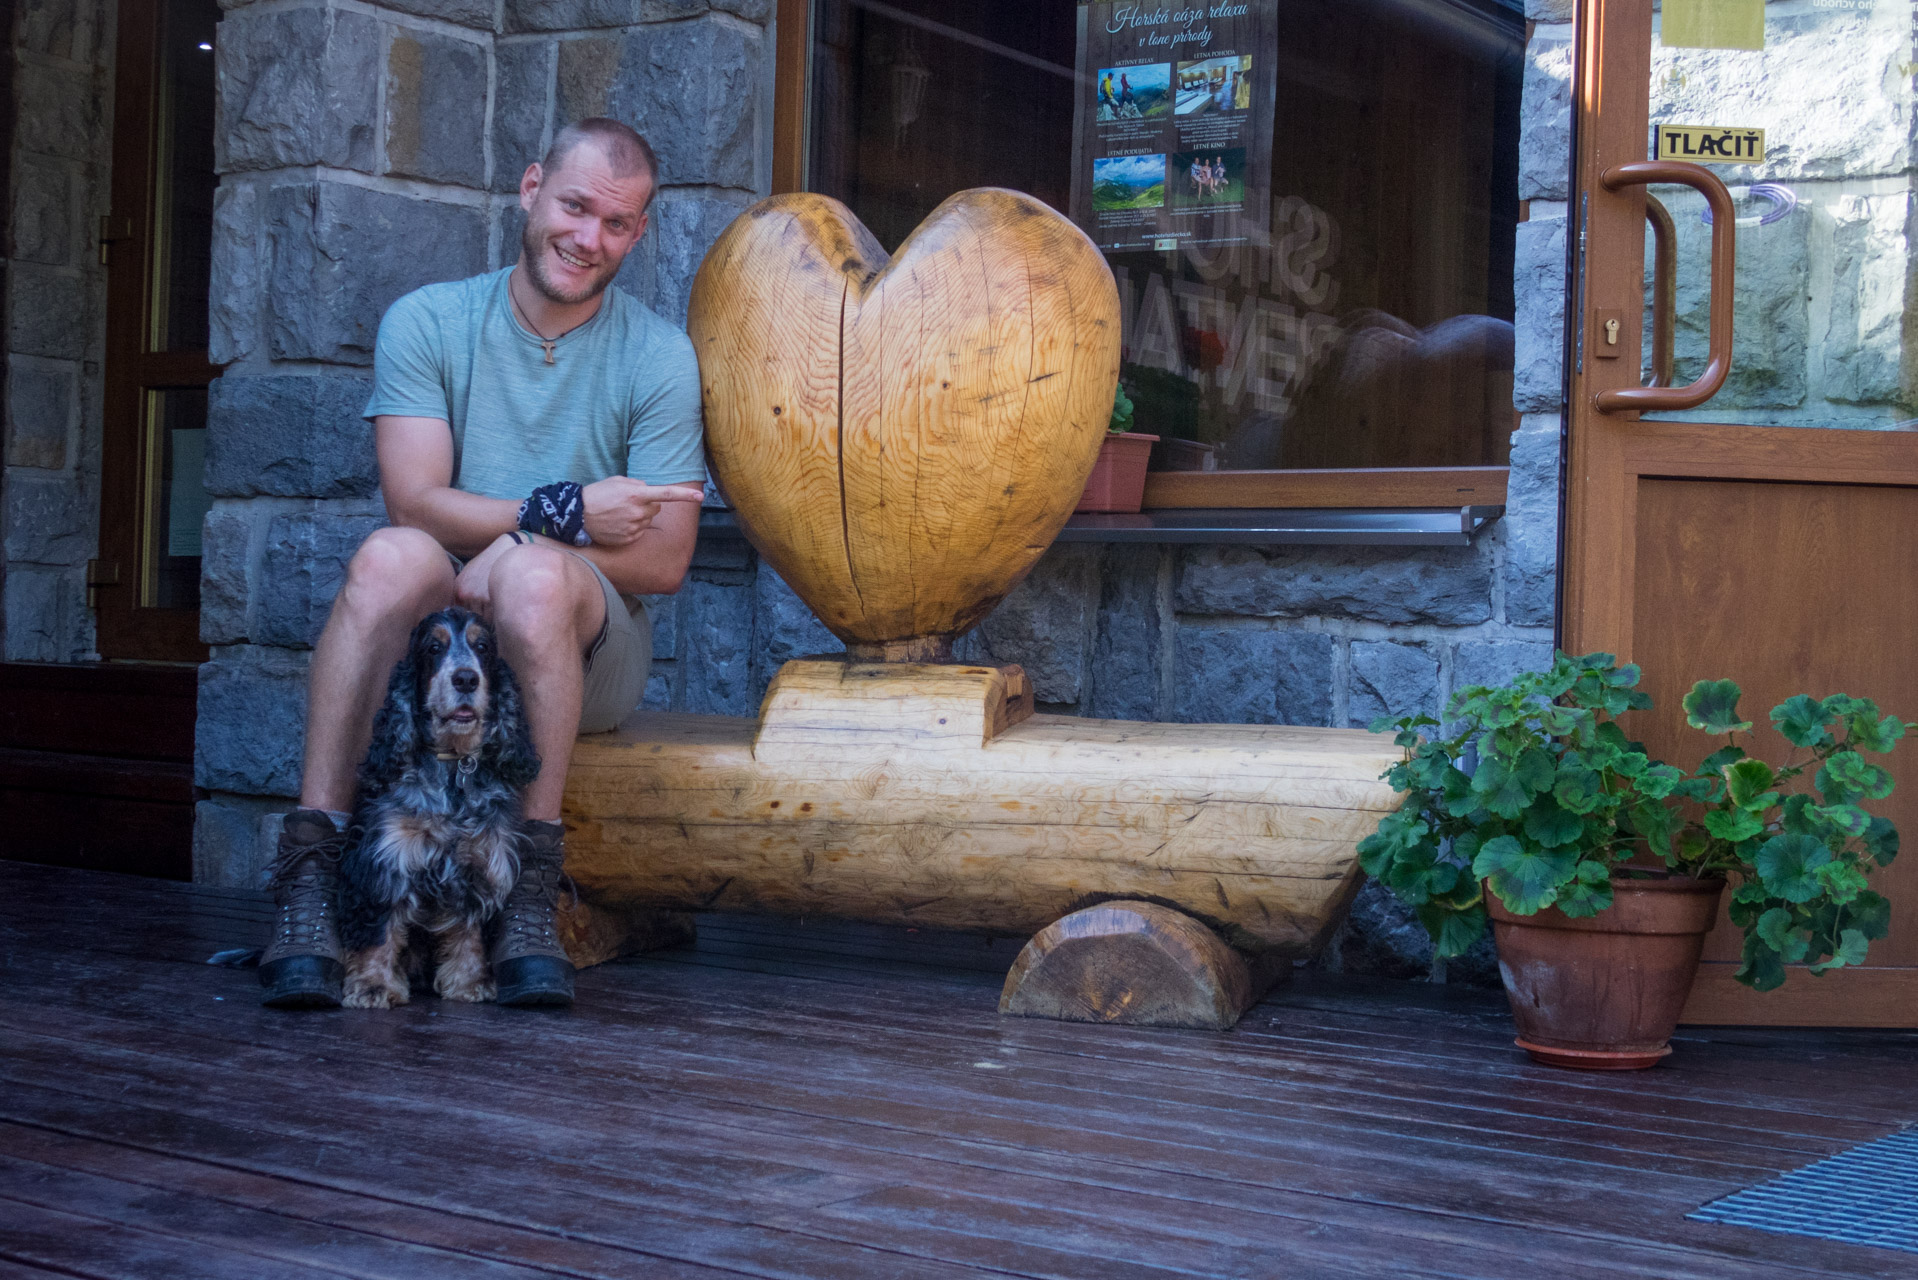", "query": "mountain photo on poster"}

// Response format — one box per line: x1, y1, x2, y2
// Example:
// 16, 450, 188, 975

1092, 154, 1166, 211
1095, 62, 1172, 120
1176, 55, 1253, 115
1171, 149, 1246, 206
